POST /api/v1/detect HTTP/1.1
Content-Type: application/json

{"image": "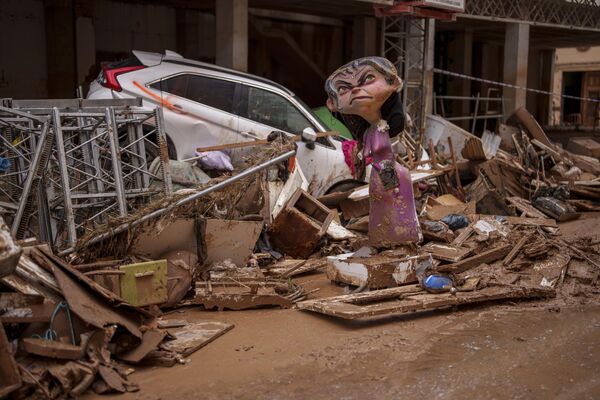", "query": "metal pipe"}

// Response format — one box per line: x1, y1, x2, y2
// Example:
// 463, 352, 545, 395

58, 150, 295, 256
